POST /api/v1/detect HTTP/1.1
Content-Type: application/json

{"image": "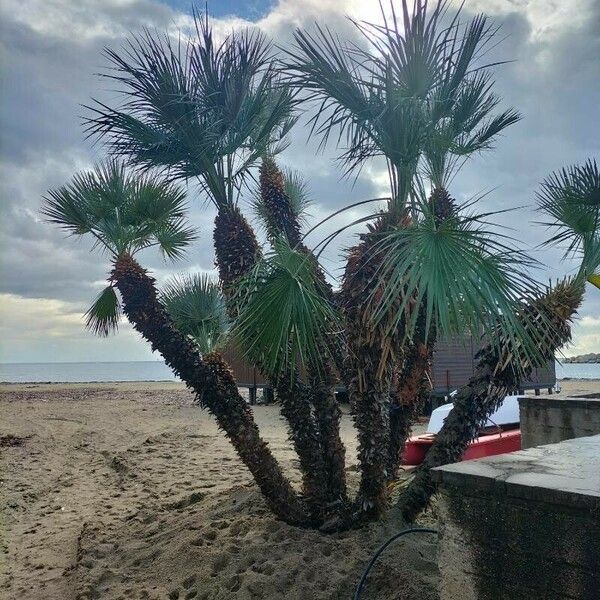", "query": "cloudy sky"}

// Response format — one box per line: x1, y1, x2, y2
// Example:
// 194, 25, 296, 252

0, 0, 599, 363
